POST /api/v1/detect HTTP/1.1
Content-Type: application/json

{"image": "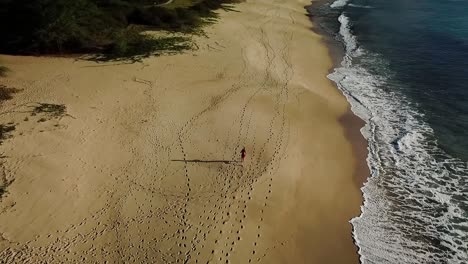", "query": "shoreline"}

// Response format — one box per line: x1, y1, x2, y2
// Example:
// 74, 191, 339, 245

306, 0, 369, 192
307, 0, 371, 259
305, 0, 346, 67
0, 0, 365, 263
